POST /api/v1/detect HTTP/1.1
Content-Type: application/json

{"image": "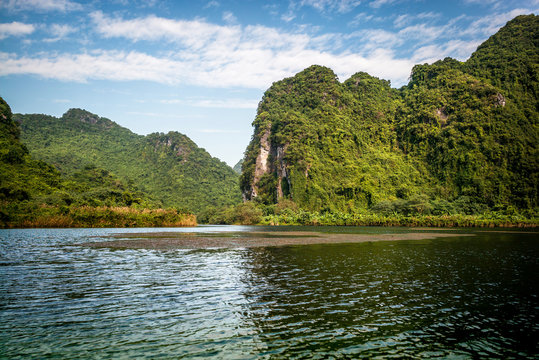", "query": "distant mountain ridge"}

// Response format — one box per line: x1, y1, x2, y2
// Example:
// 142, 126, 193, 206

240, 14, 538, 213
16, 108, 242, 213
